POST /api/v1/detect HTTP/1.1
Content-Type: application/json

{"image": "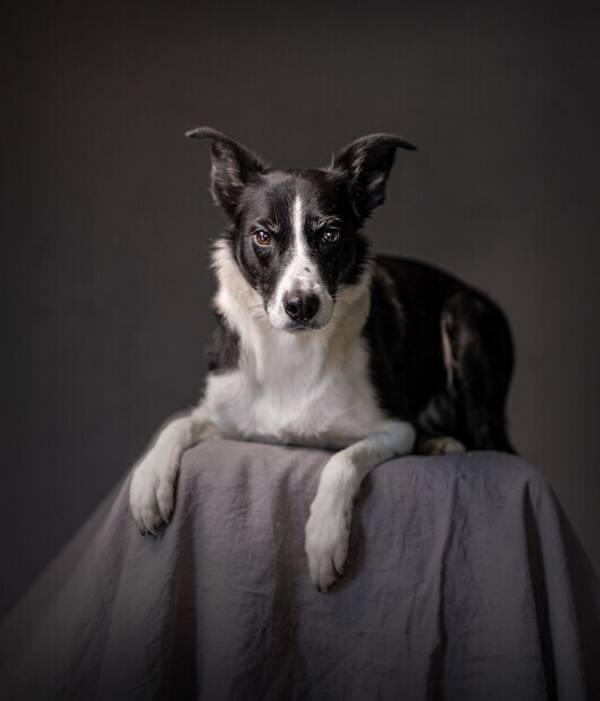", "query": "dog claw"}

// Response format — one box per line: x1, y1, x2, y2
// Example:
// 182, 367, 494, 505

332, 560, 344, 579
